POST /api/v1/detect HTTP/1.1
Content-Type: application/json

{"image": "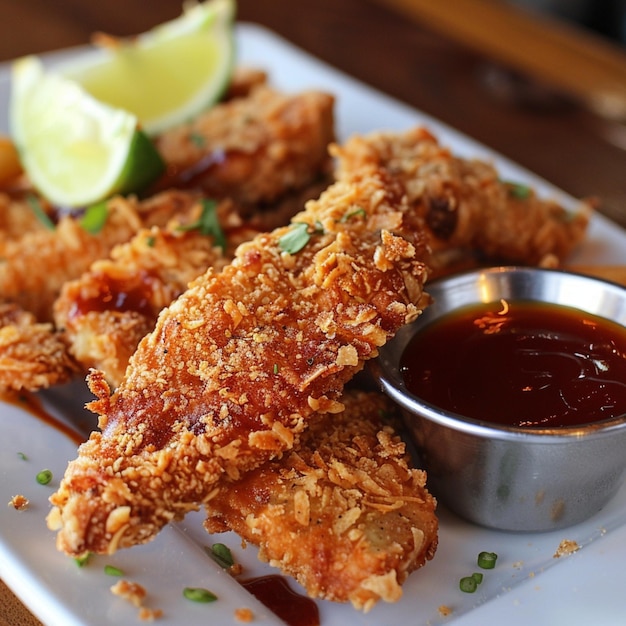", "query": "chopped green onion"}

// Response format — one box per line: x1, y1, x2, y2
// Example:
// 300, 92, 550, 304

206, 543, 235, 569
477, 551, 498, 569
27, 195, 55, 231
471, 572, 484, 585
177, 199, 226, 249
104, 564, 124, 576
278, 222, 310, 254
17, 452, 28, 461
340, 206, 366, 222
80, 201, 108, 234
505, 181, 531, 199
74, 553, 91, 567
459, 576, 478, 593
183, 587, 218, 603
36, 469, 53, 485
273, 363, 280, 375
